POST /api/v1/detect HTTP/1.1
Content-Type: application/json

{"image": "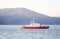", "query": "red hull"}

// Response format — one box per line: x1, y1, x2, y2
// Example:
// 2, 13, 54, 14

20, 26, 49, 29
